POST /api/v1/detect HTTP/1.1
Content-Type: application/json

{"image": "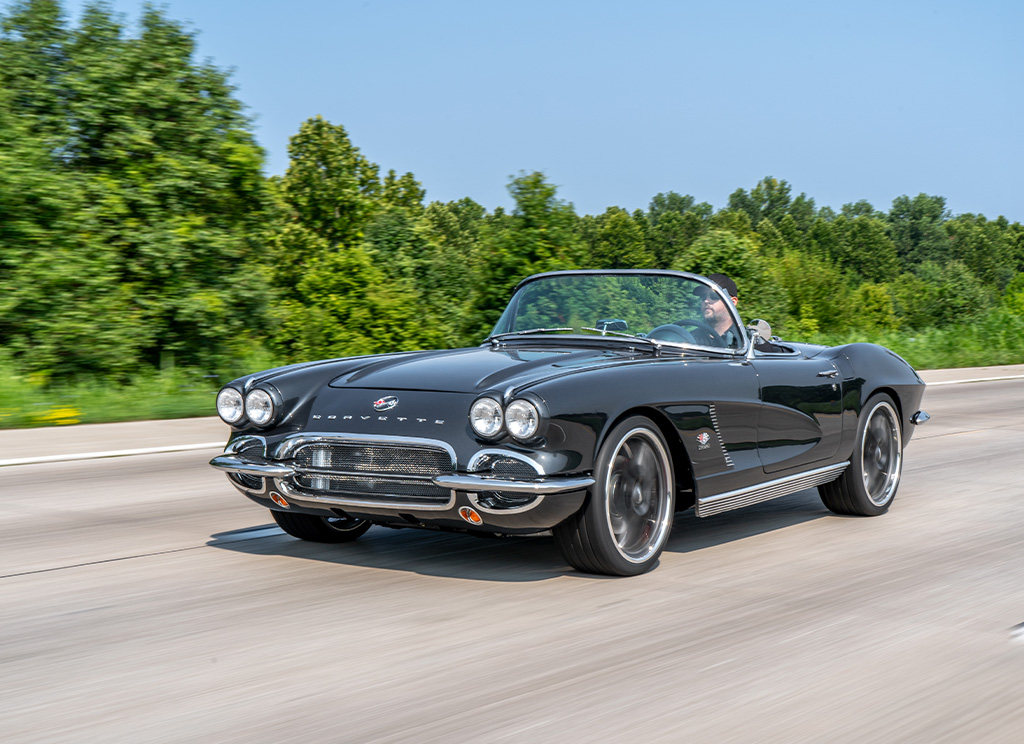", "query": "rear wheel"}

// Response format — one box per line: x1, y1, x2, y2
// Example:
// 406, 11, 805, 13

819, 393, 903, 516
272, 510, 371, 543
555, 416, 675, 576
